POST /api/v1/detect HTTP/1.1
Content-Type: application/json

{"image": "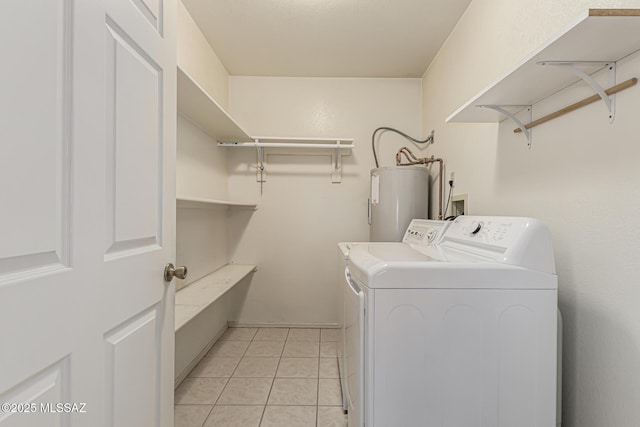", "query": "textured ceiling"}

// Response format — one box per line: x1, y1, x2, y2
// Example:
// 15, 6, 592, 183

182, 0, 472, 78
